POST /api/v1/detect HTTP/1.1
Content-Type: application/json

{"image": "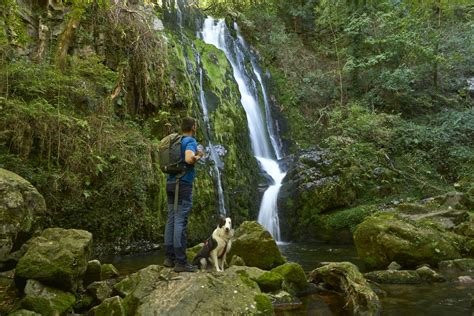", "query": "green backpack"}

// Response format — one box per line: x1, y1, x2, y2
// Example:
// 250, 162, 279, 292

157, 133, 186, 175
